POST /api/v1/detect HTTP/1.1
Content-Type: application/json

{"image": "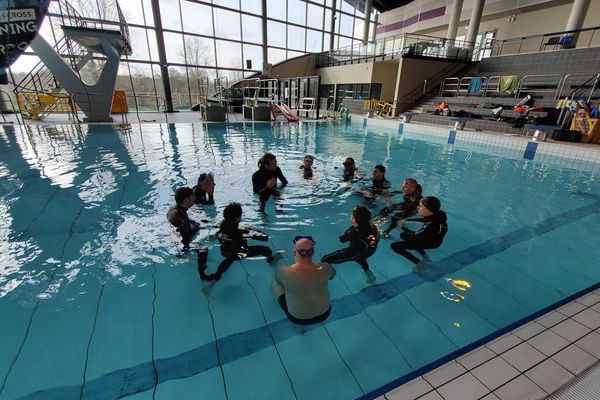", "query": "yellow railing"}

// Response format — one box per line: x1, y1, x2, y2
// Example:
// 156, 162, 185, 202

17, 92, 76, 120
